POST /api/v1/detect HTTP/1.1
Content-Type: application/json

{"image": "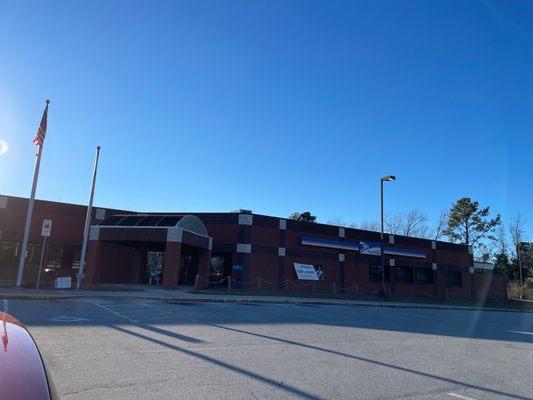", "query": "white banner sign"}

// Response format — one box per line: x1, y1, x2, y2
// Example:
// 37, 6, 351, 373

55, 277, 72, 289
293, 263, 324, 280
